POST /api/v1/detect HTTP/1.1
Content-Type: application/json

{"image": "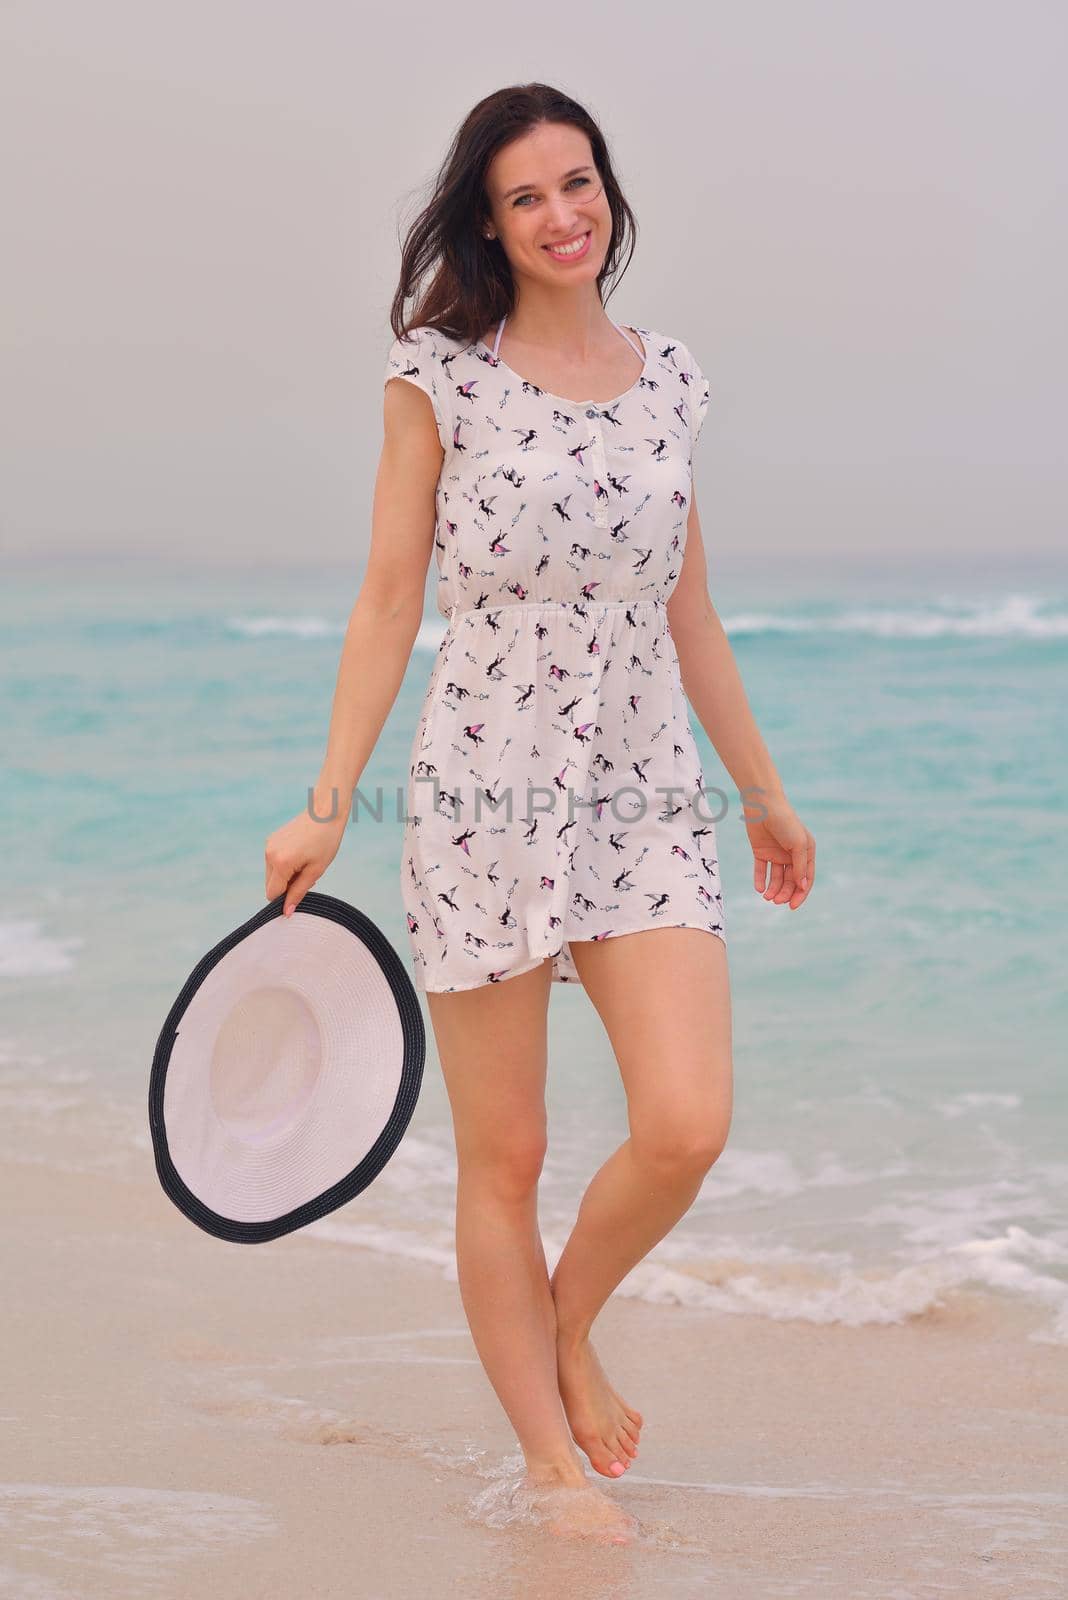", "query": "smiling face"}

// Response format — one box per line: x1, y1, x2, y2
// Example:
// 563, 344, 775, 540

482, 121, 612, 290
